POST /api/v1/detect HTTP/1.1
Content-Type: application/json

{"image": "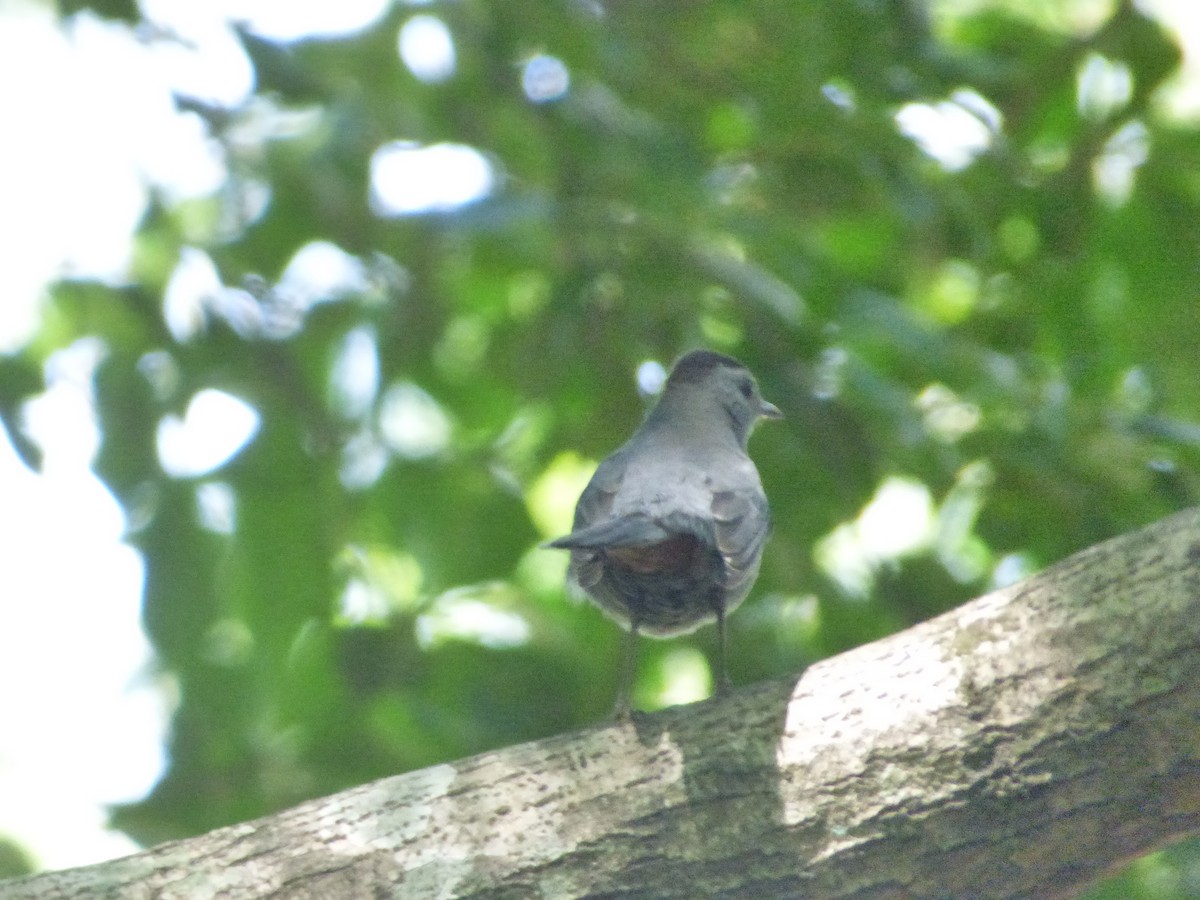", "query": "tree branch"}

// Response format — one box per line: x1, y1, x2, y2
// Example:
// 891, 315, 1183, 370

9, 508, 1200, 899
